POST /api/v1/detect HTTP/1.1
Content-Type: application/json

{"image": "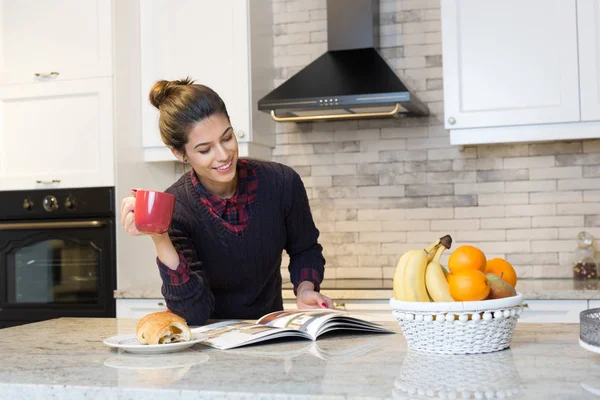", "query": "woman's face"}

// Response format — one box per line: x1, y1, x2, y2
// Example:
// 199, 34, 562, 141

179, 113, 239, 187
